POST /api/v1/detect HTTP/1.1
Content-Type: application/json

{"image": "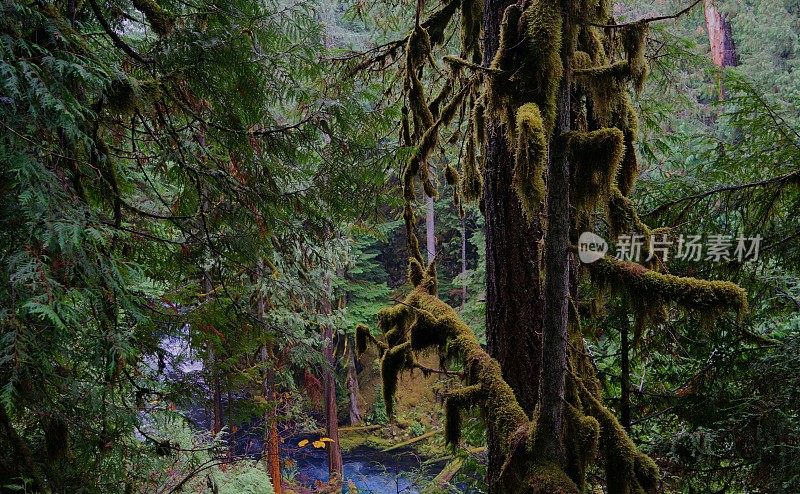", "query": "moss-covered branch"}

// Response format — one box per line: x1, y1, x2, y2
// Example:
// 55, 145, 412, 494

590, 256, 749, 317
